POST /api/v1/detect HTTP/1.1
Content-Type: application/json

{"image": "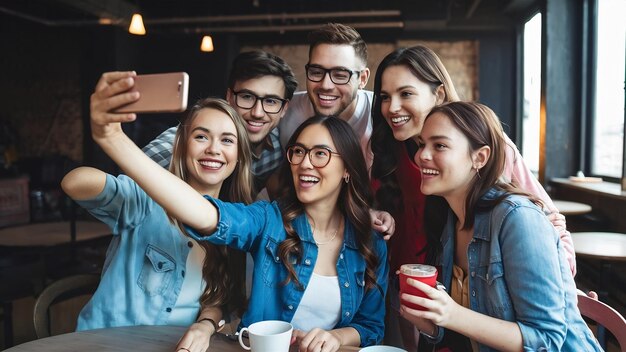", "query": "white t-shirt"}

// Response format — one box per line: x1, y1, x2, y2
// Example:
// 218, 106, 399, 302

167, 237, 206, 325
290, 272, 341, 331
278, 90, 374, 169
